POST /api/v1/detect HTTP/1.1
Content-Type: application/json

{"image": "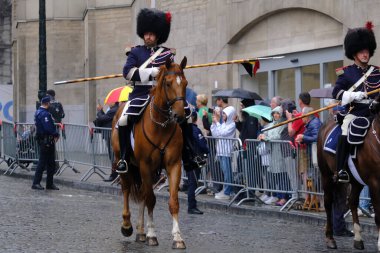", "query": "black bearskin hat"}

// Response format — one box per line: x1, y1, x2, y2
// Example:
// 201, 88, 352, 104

344, 22, 377, 60
137, 8, 171, 45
